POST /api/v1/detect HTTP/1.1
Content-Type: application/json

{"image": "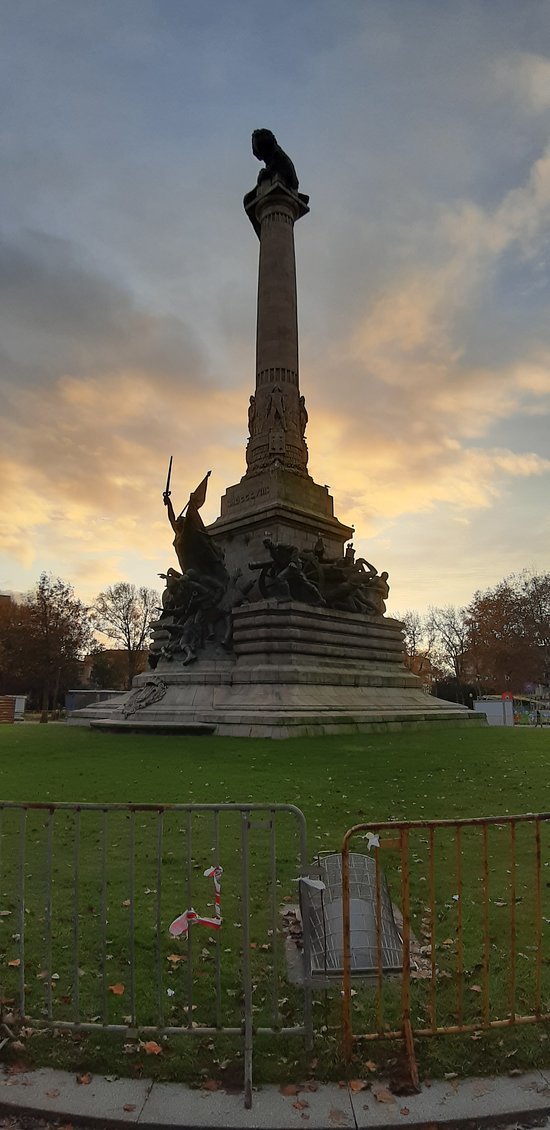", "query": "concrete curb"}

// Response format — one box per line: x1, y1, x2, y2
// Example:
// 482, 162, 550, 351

0, 1067, 549, 1129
